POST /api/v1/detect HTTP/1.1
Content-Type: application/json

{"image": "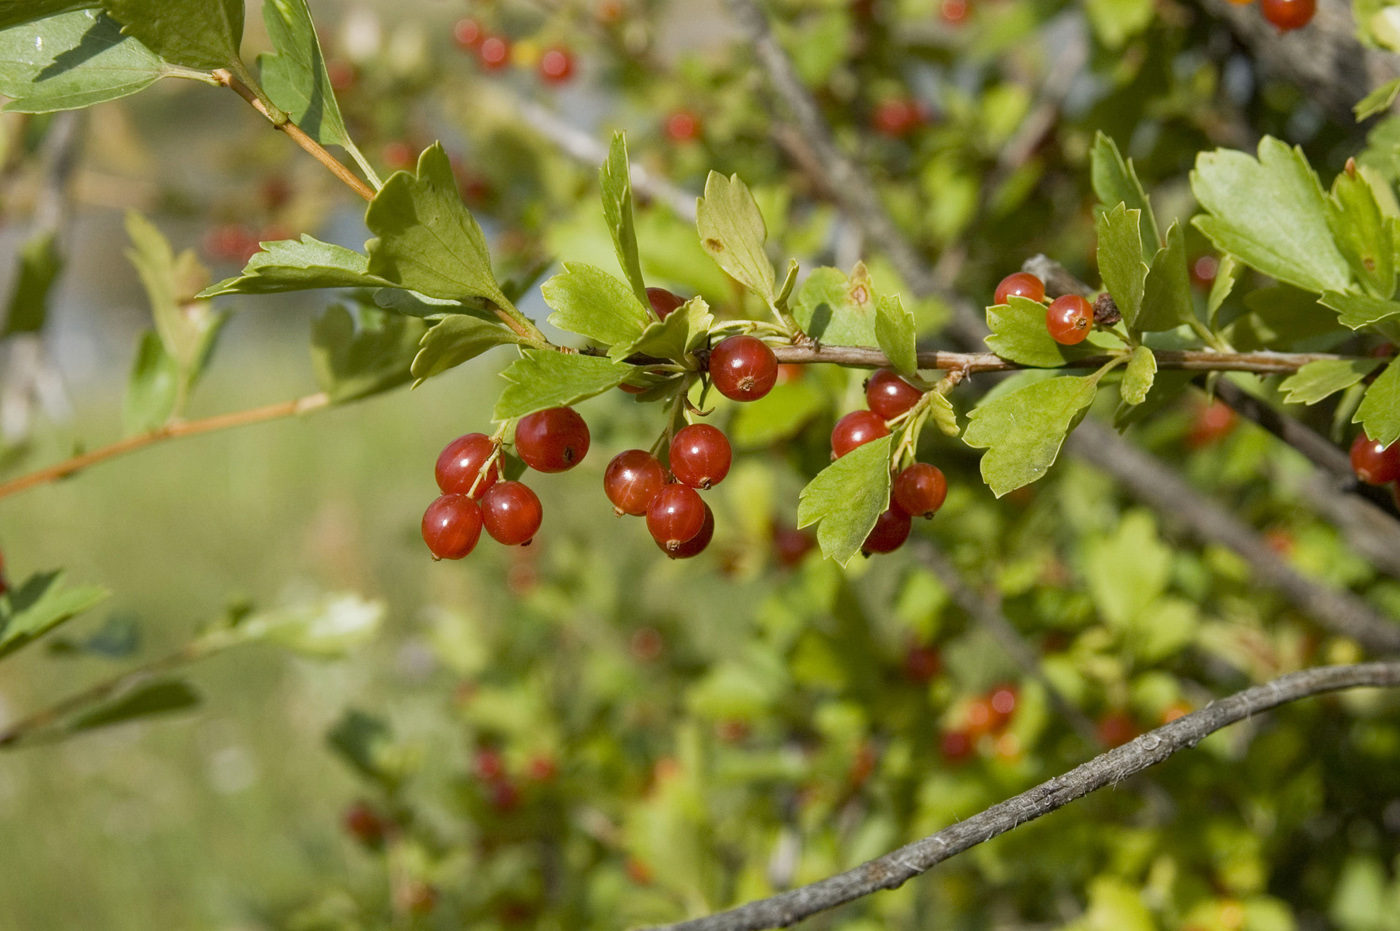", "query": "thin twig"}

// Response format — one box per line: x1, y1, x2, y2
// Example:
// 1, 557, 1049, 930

641, 661, 1400, 931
